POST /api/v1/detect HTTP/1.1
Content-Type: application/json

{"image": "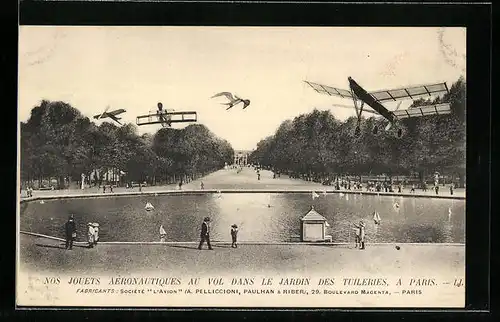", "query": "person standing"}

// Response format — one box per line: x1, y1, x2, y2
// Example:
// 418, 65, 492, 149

87, 223, 95, 248
353, 221, 366, 250
230, 224, 239, 248
64, 215, 77, 250
198, 217, 213, 250
200, 181, 204, 190
450, 184, 454, 195
93, 223, 99, 246
435, 185, 439, 195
